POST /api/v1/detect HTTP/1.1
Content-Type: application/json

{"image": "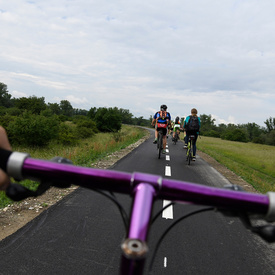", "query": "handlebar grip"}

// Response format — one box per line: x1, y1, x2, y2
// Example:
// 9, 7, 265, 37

0, 149, 30, 180
0, 148, 12, 172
